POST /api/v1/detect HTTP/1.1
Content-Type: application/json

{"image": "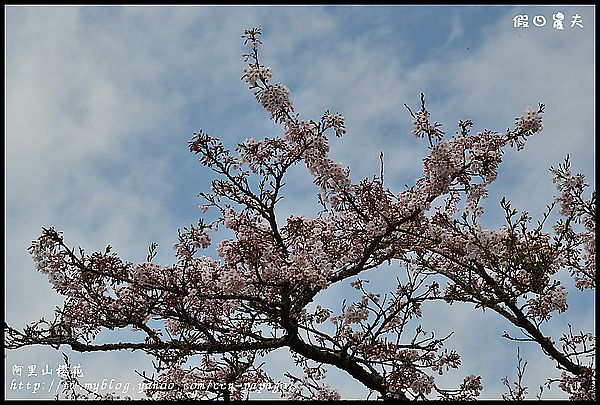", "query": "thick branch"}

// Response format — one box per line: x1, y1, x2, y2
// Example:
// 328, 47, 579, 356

4, 322, 287, 355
